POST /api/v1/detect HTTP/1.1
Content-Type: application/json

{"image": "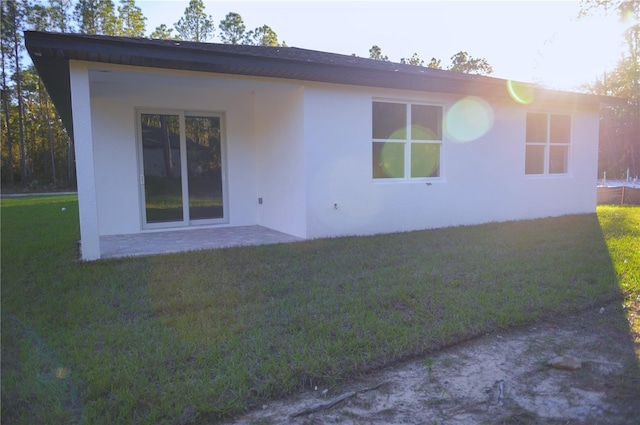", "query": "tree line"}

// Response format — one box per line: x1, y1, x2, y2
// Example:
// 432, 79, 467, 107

580, 0, 640, 180
369, 45, 494, 75
0, 0, 287, 190
1, 0, 637, 190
